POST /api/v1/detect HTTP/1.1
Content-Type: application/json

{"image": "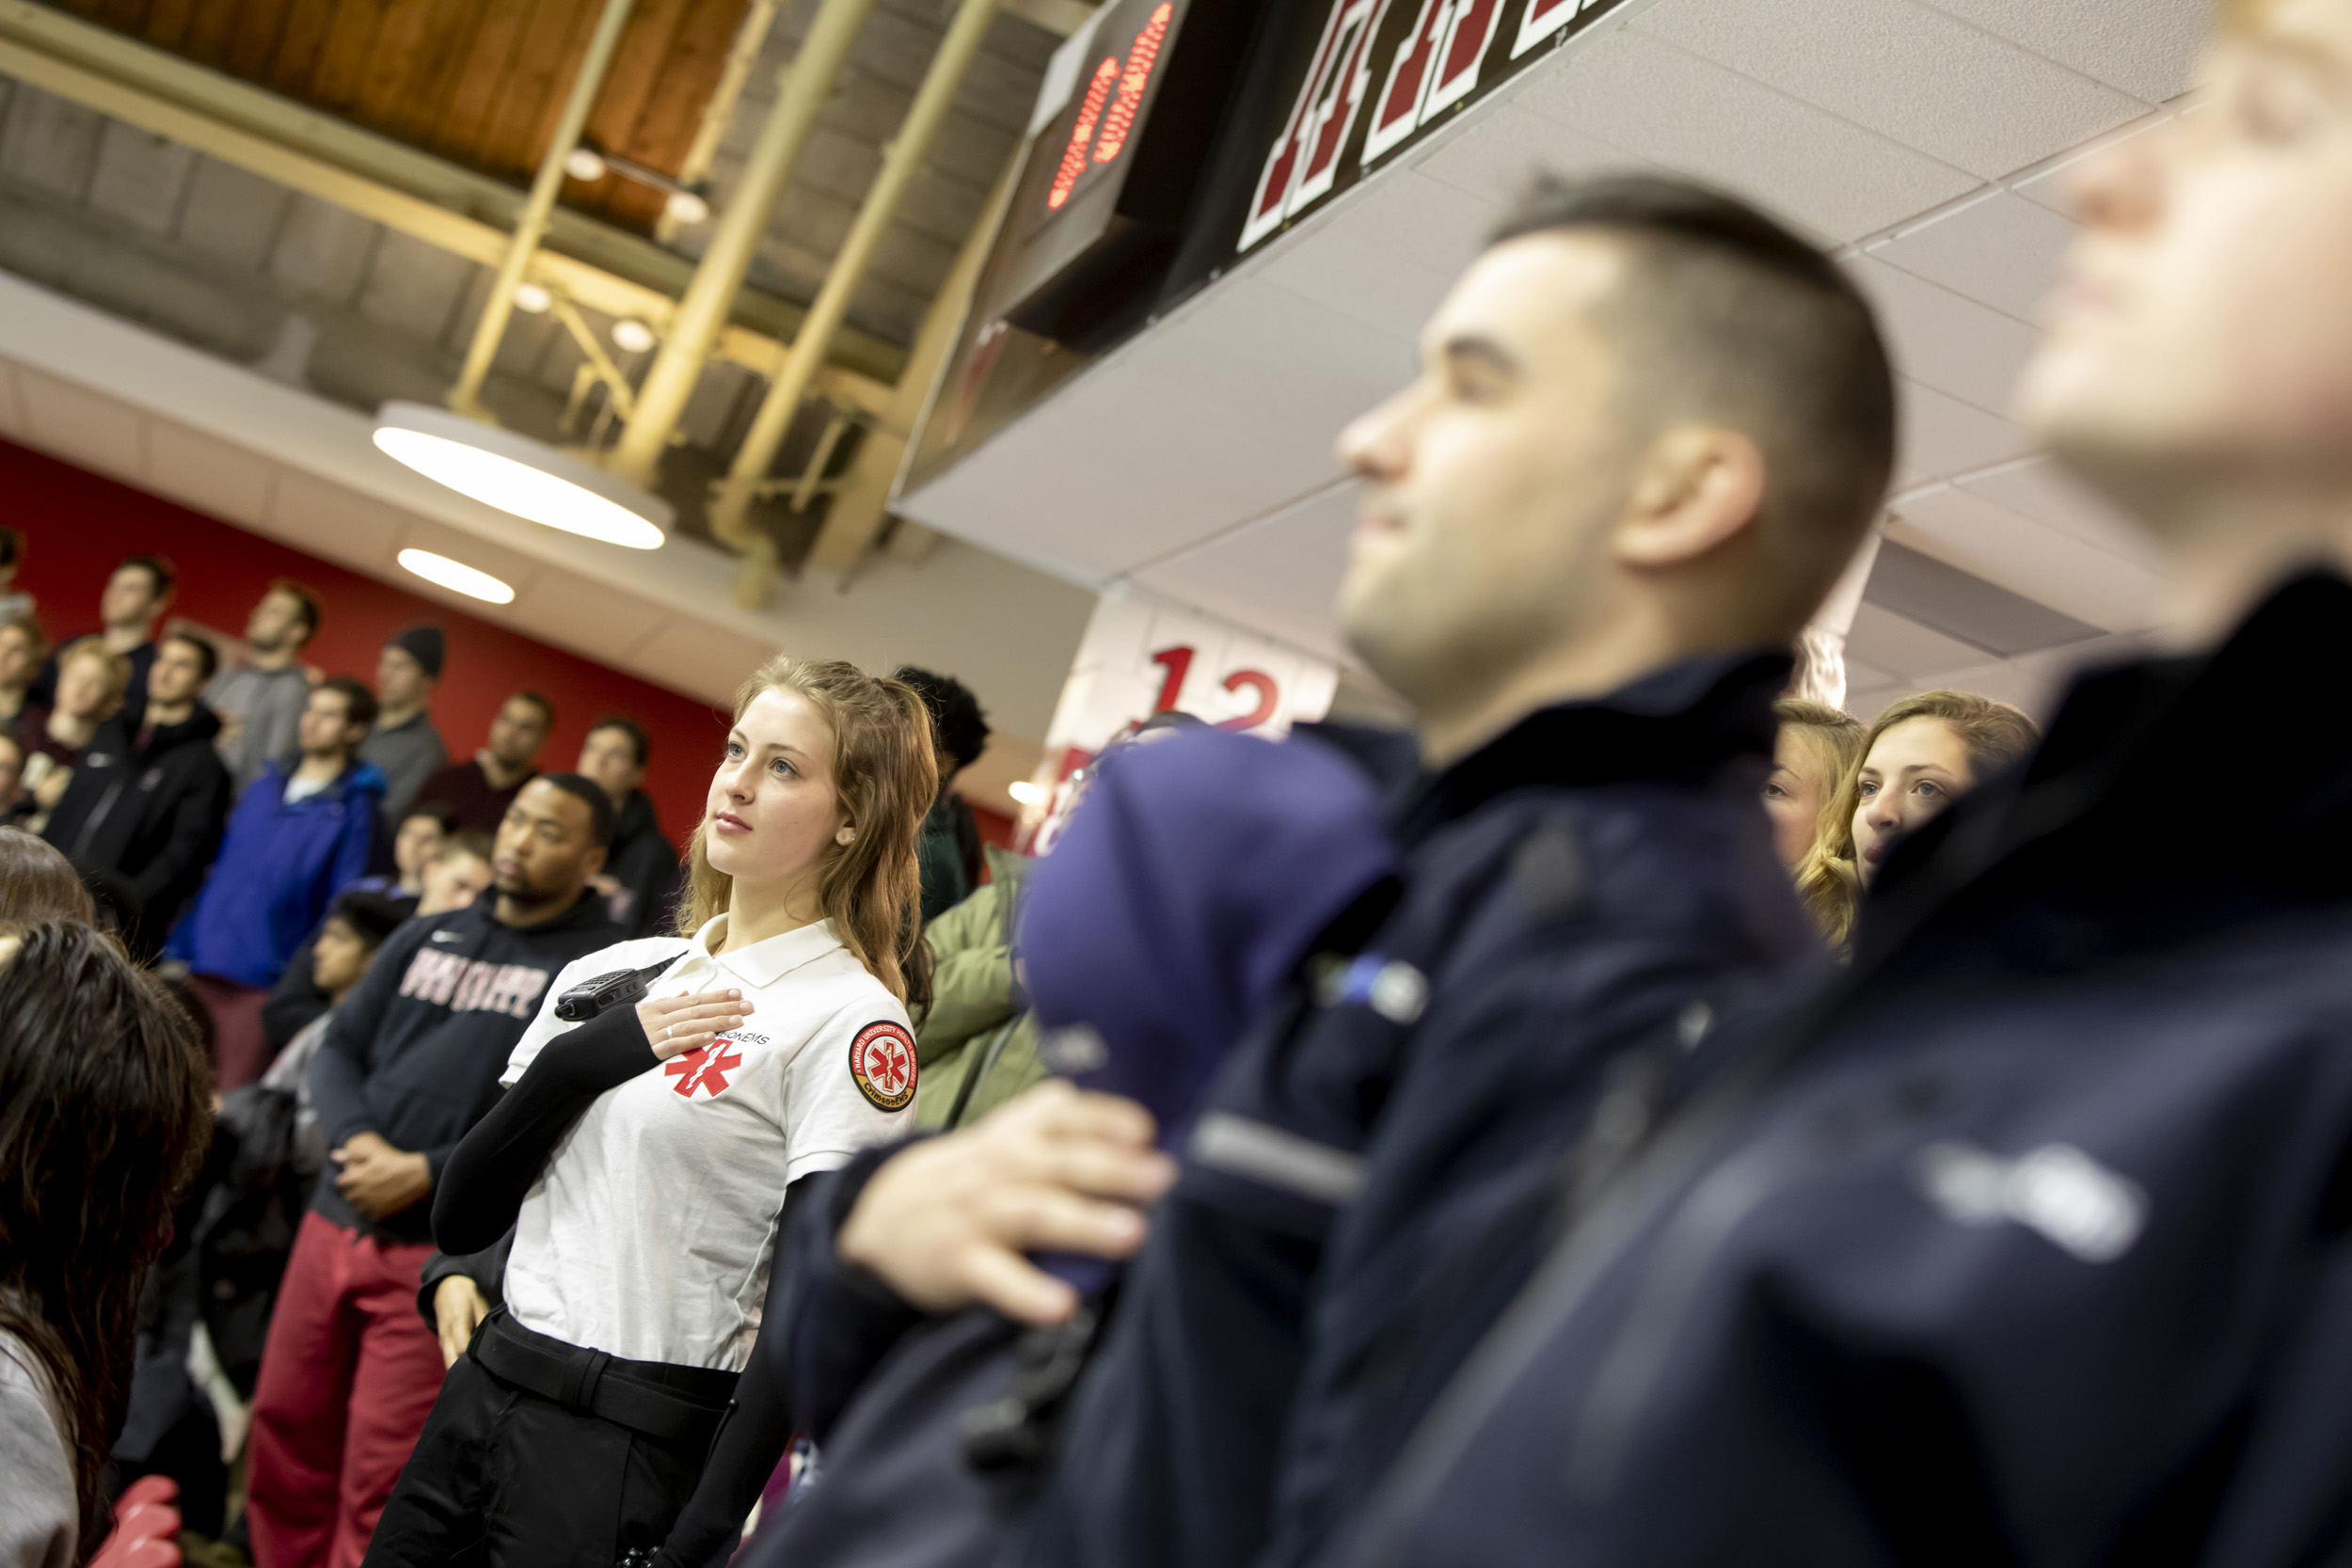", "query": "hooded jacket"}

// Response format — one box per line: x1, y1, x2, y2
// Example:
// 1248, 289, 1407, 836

308, 888, 617, 1242
167, 758, 386, 988
605, 787, 680, 939
1358, 572, 2352, 1568
41, 703, 232, 953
